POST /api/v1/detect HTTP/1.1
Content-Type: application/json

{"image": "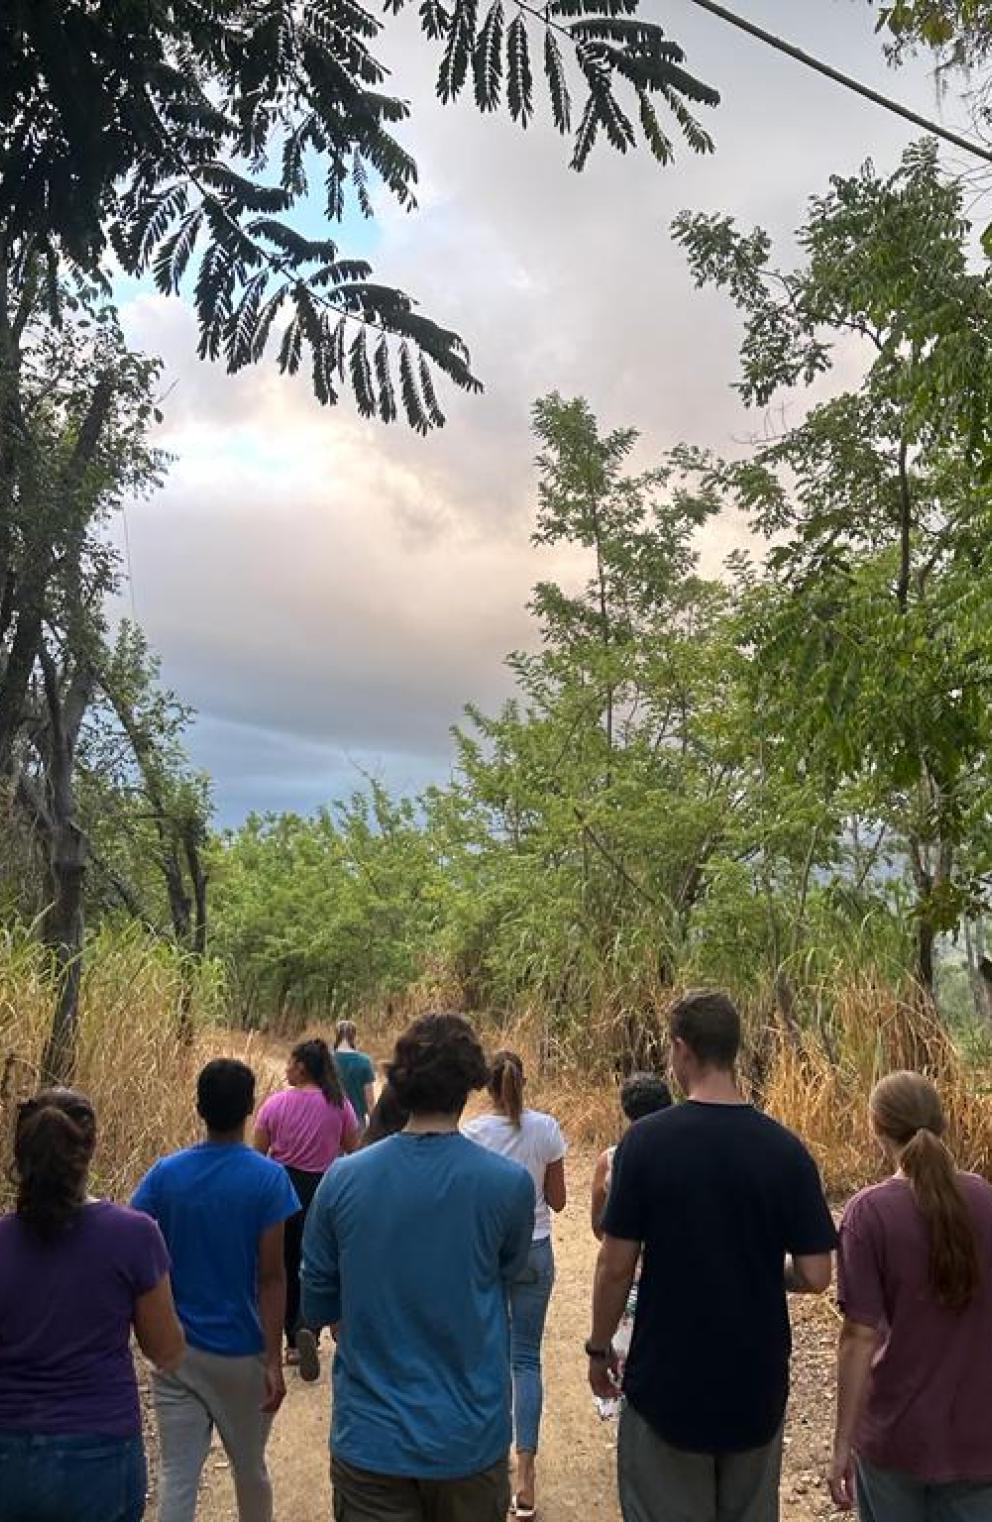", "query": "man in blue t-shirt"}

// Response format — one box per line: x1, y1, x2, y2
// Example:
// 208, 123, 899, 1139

302, 1012, 535, 1522
133, 1059, 299, 1522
